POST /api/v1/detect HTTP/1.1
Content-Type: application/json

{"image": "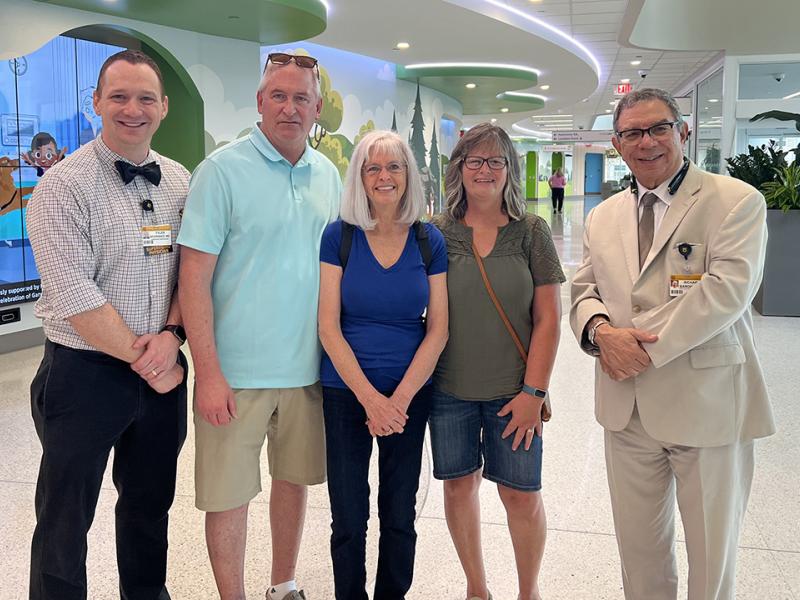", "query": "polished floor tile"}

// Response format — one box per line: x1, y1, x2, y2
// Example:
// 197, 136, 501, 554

2, 196, 798, 599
